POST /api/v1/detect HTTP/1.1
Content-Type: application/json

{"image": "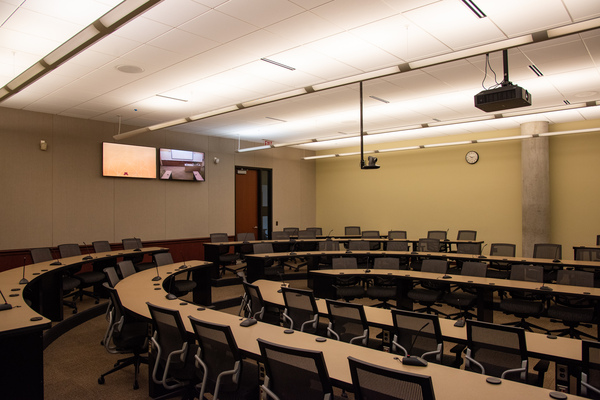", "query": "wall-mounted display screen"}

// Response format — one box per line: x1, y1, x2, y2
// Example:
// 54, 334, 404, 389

159, 148, 205, 181
102, 142, 157, 179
